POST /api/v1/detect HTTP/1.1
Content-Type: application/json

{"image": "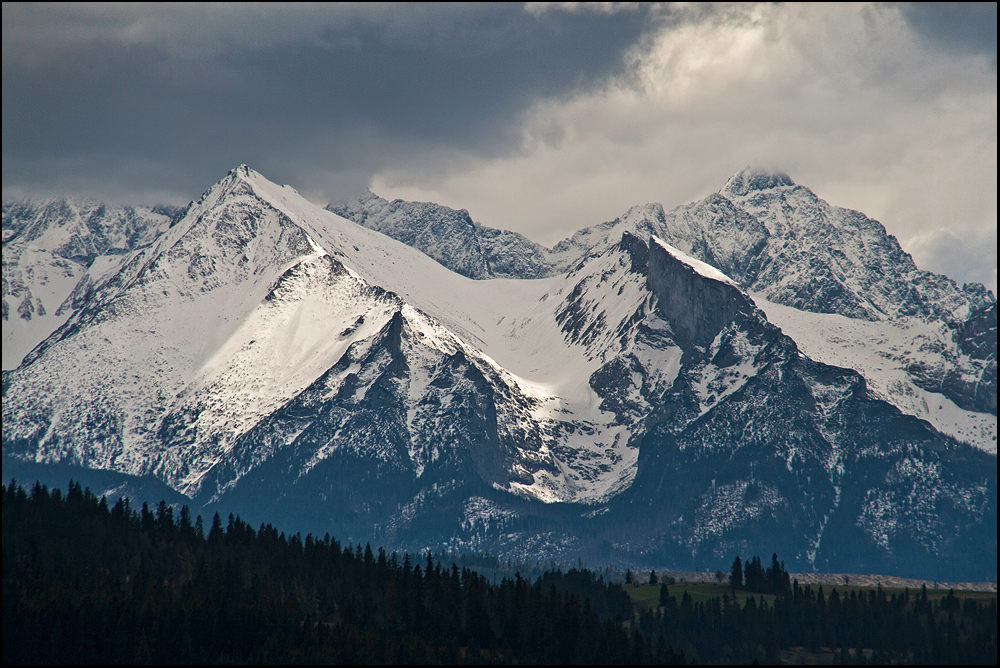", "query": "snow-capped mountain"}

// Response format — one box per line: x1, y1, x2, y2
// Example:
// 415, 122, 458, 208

2, 198, 183, 369
4, 168, 644, 506
606, 234, 993, 576
599, 171, 996, 452
3, 166, 995, 581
